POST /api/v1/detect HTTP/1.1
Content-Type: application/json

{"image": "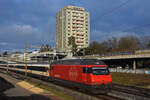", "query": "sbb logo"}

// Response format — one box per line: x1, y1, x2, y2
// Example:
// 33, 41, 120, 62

69, 67, 78, 80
